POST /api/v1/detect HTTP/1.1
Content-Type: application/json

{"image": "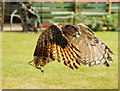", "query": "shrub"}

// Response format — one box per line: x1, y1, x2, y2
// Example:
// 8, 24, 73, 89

75, 13, 118, 31
102, 13, 118, 31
